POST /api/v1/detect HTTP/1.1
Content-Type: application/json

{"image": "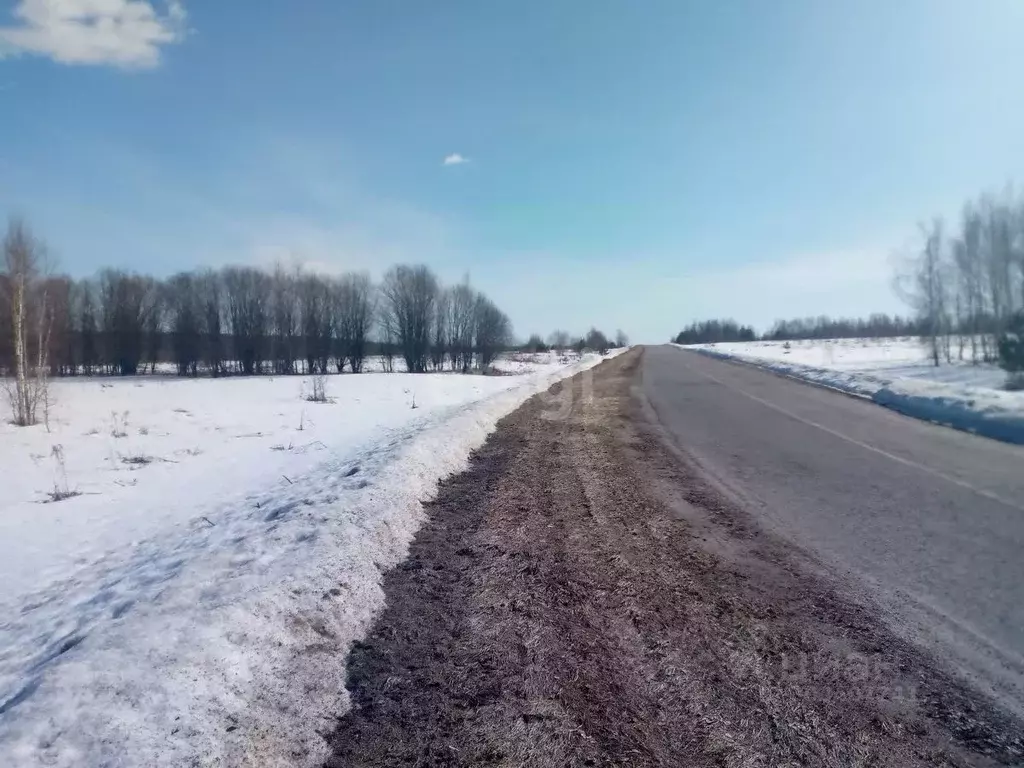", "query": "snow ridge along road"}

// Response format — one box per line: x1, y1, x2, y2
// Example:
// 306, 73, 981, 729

0, 352, 616, 768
